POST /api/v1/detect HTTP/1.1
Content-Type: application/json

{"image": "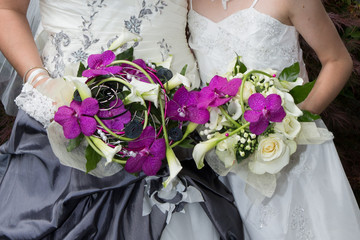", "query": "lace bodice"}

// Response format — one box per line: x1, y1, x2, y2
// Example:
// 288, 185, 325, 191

38, 0, 200, 87
188, 3, 308, 84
